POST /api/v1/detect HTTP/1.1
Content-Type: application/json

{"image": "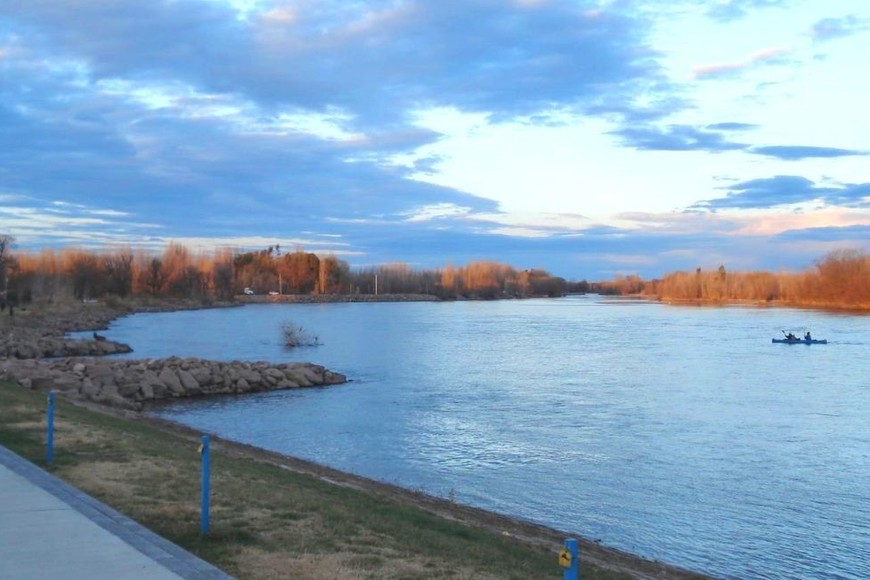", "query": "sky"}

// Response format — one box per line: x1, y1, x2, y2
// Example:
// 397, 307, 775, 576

1, 0, 869, 280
